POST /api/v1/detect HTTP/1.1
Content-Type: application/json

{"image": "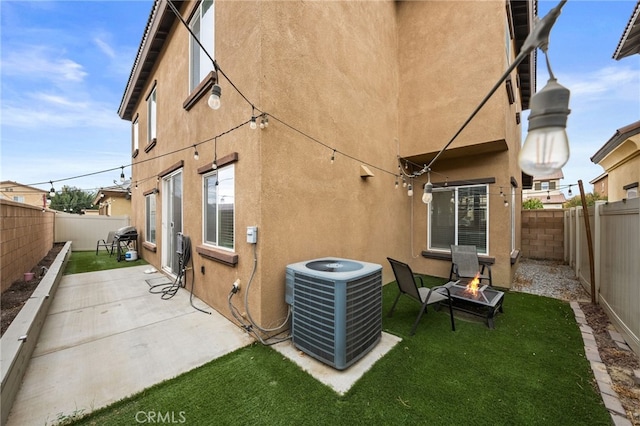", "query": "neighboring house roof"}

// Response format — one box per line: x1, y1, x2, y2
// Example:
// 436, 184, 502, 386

118, 0, 536, 120
93, 184, 131, 205
532, 170, 564, 181
589, 172, 608, 186
613, 0, 640, 60
590, 120, 640, 164
118, 0, 183, 121
0, 180, 47, 193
